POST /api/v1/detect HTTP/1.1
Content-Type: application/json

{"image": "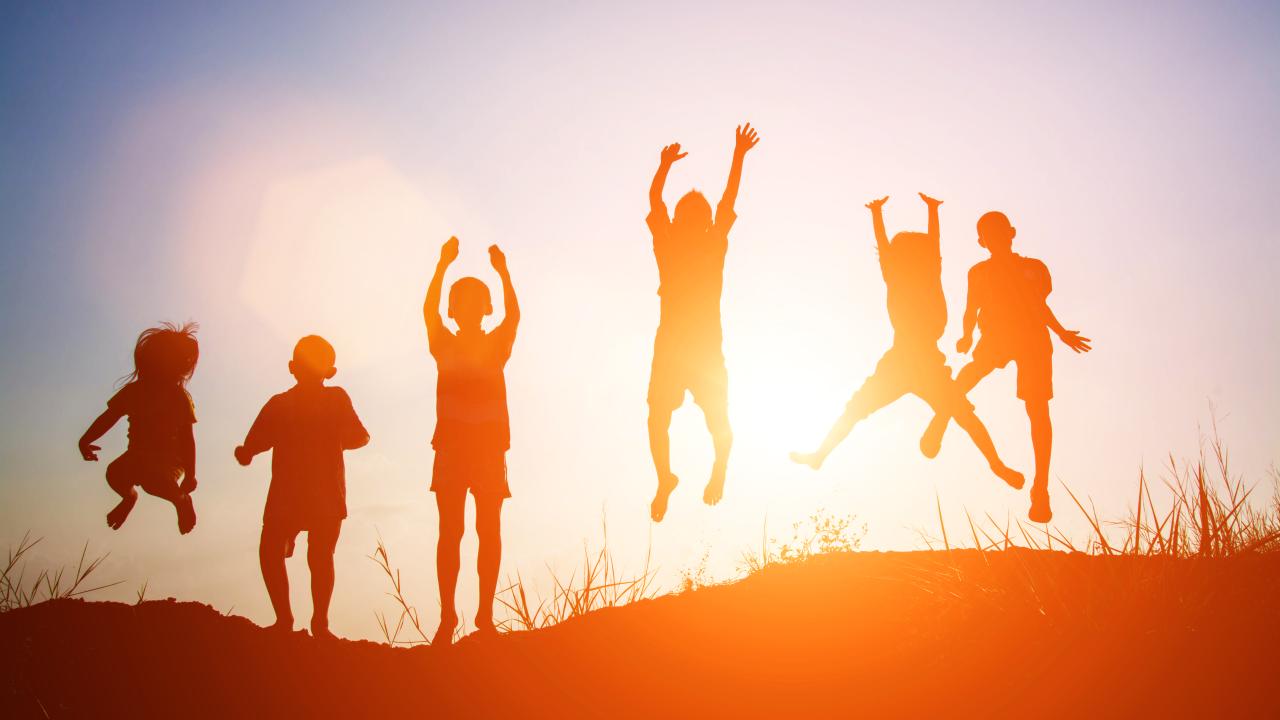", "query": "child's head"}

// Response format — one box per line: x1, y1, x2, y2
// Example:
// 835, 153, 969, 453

127, 322, 199, 386
977, 211, 1016, 254
290, 335, 337, 383
673, 191, 713, 234
448, 277, 493, 328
